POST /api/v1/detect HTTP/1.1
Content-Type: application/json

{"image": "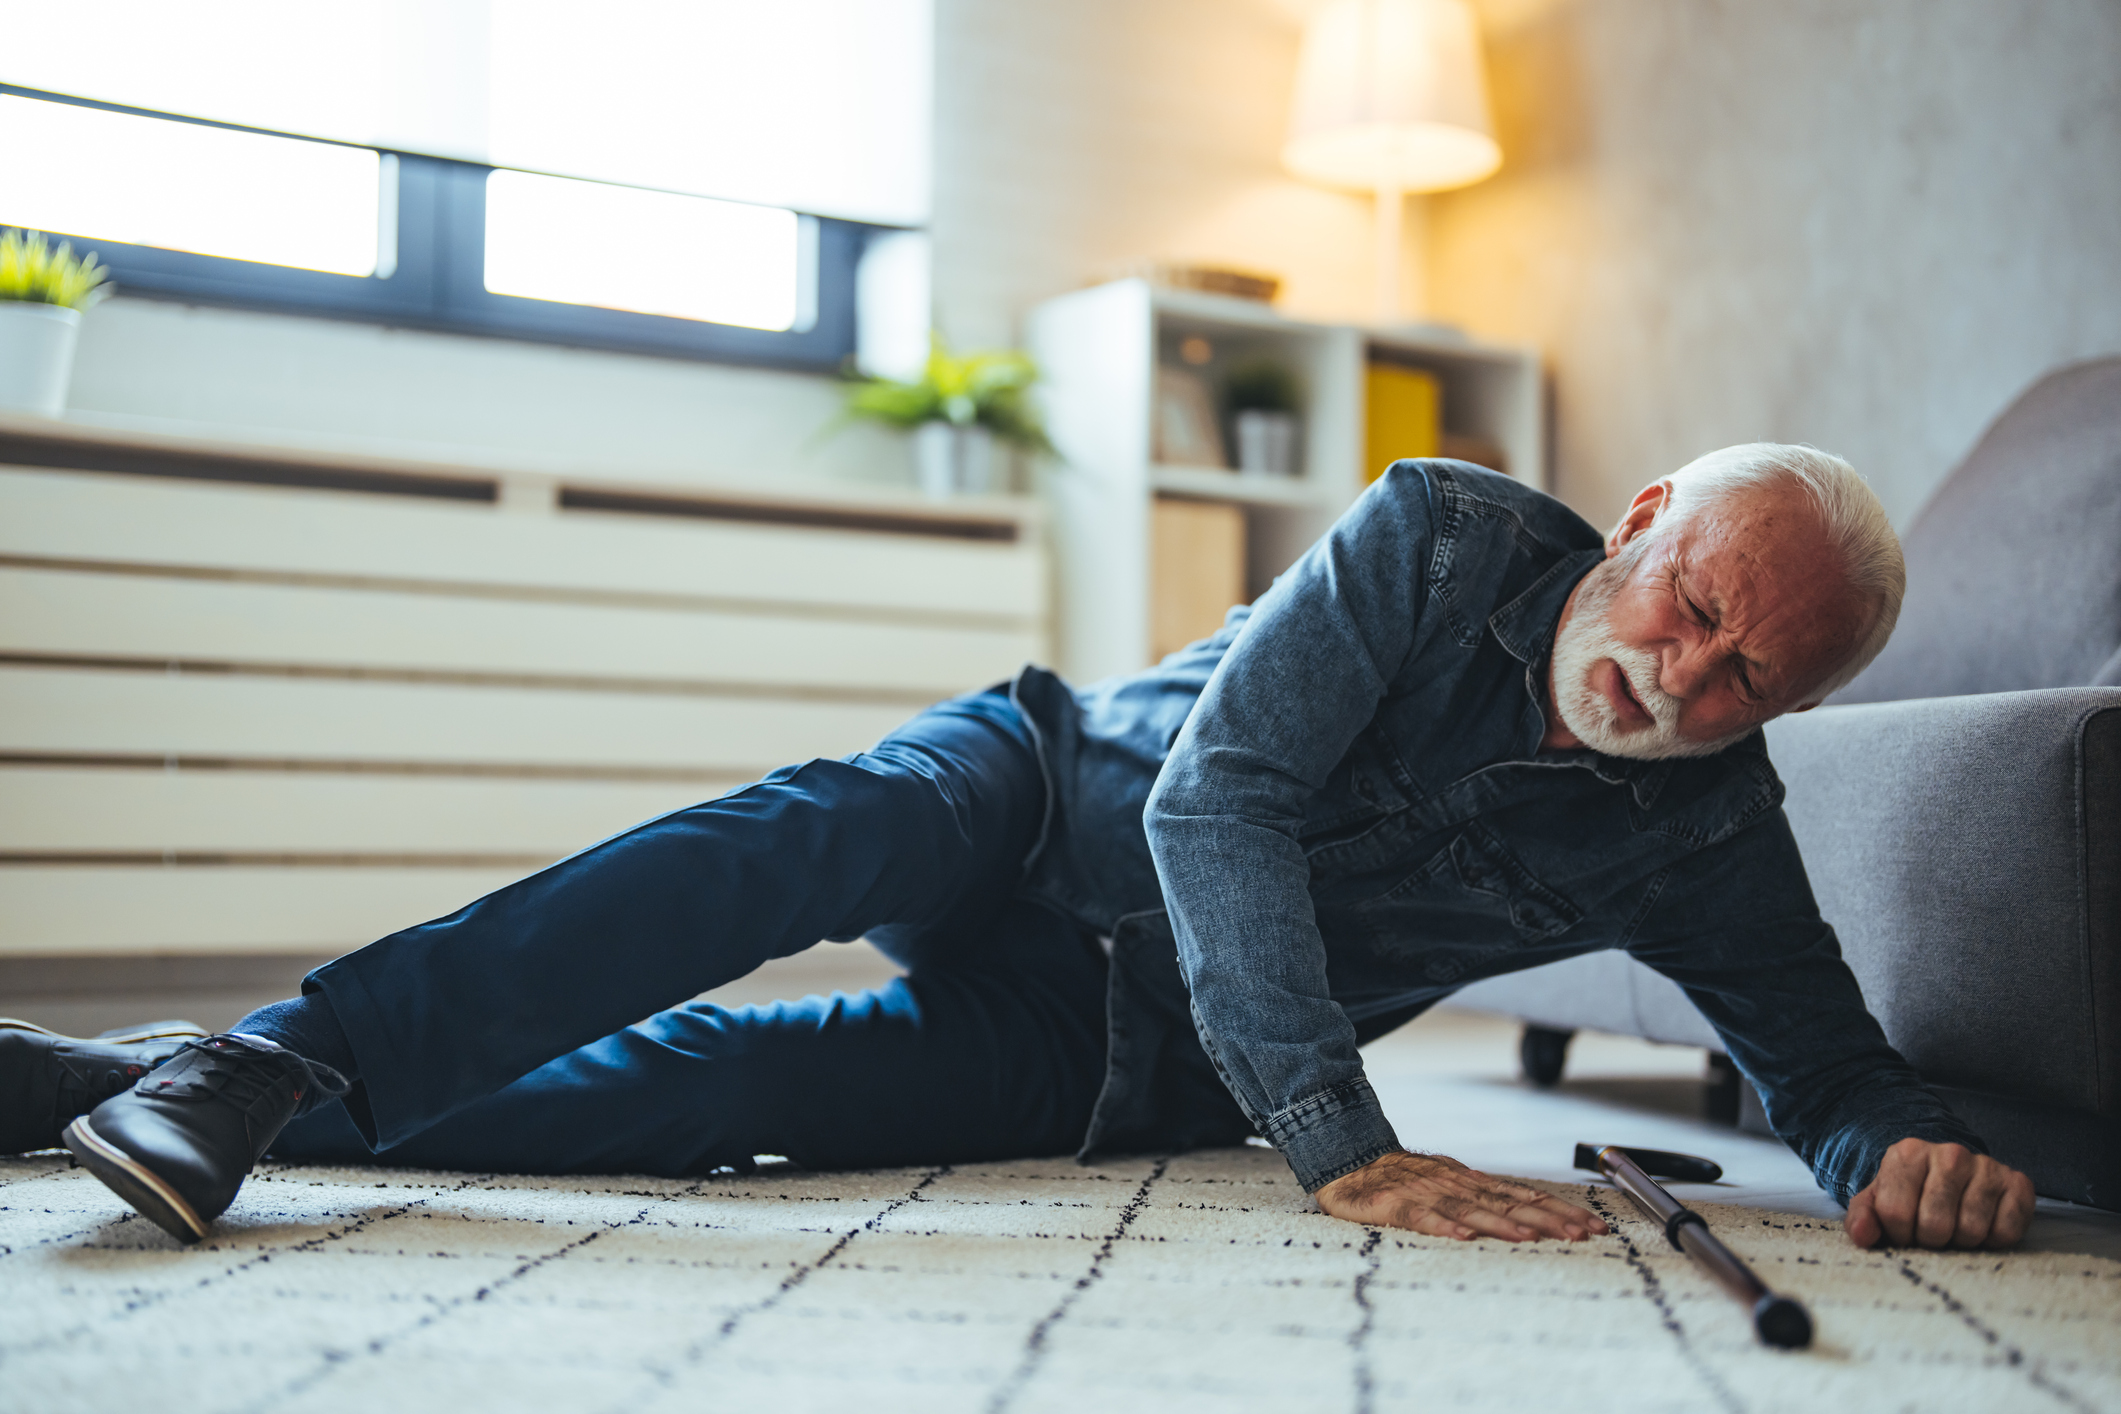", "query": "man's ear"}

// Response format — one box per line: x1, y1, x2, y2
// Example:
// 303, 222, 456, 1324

1606, 480, 1673, 557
